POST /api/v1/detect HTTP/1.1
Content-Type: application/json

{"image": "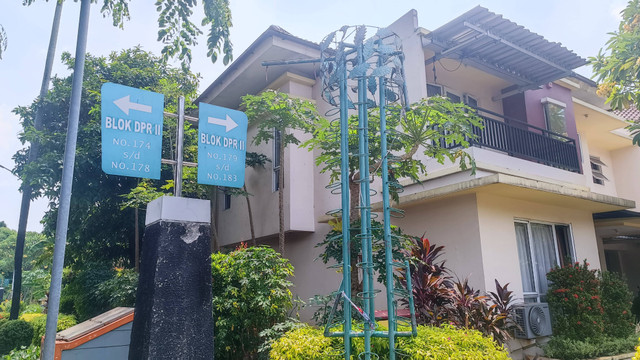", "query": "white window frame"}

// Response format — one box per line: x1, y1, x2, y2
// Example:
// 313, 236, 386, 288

515, 219, 576, 303
590, 156, 608, 185
541, 97, 568, 137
